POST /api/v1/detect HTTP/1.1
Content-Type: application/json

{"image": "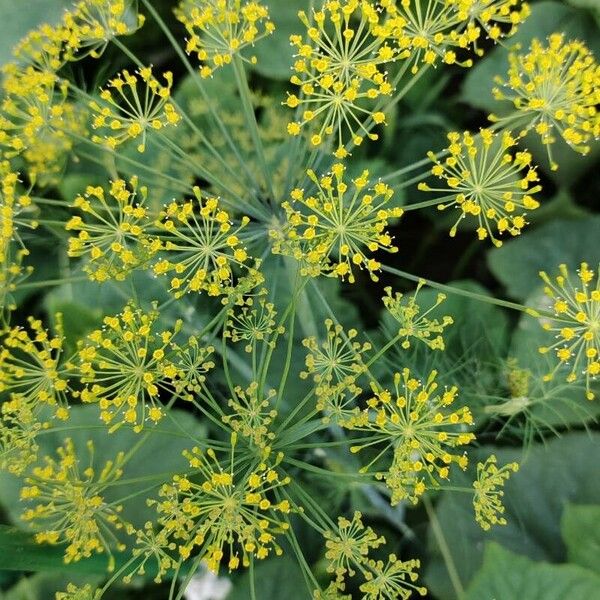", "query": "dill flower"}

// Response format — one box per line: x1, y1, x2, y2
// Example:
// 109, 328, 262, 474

0, 65, 82, 182
176, 0, 275, 78
222, 382, 277, 450
171, 337, 216, 399
360, 555, 426, 599
0, 395, 47, 475
224, 293, 283, 352
152, 188, 256, 298
538, 262, 600, 400
90, 67, 180, 153
383, 281, 453, 350
313, 583, 352, 600
153, 442, 292, 572
418, 129, 541, 246
324, 511, 385, 584
285, 0, 396, 157
491, 34, 600, 170
12, 22, 71, 72
126, 522, 177, 583
64, 0, 145, 60
78, 303, 184, 431
473, 454, 519, 530
1, 165, 38, 257
0, 315, 71, 419
383, 0, 474, 73
454, 0, 530, 48
20, 439, 131, 568
66, 177, 154, 282
301, 319, 372, 397
345, 369, 475, 504
273, 164, 403, 283
56, 584, 100, 600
